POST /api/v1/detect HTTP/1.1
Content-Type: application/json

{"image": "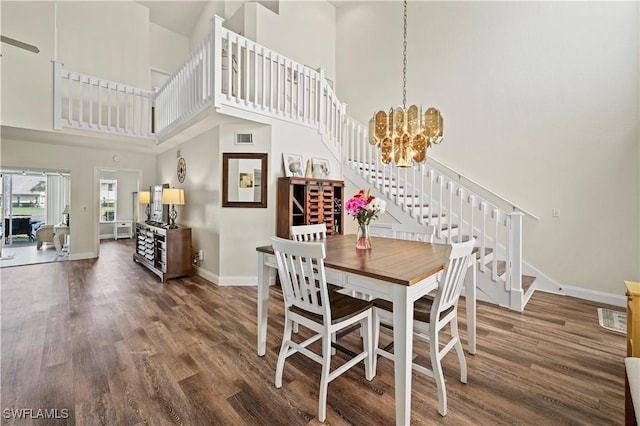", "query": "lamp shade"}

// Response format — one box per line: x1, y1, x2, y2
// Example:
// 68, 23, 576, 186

162, 188, 185, 205
138, 191, 150, 204
62, 205, 70, 214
